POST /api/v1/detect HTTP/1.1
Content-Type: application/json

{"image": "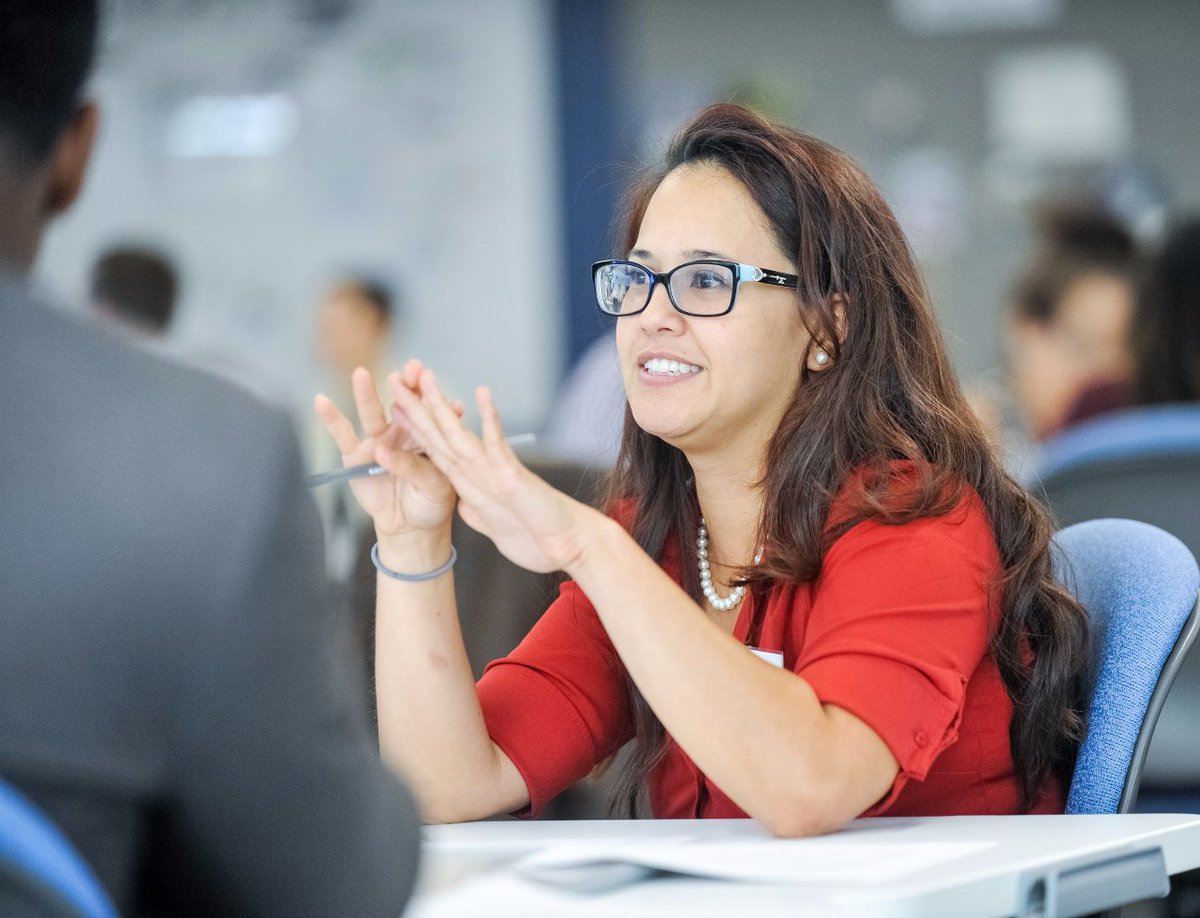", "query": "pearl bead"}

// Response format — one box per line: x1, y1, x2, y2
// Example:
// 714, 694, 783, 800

698, 518, 759, 612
